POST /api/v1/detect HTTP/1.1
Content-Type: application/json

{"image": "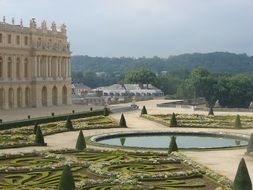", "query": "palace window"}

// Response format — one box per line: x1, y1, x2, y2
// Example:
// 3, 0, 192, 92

0, 33, 2, 43
16, 35, 20, 45
0, 57, 3, 78
24, 58, 28, 78
7, 57, 12, 78
8, 34, 11, 44
24, 36, 28, 45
